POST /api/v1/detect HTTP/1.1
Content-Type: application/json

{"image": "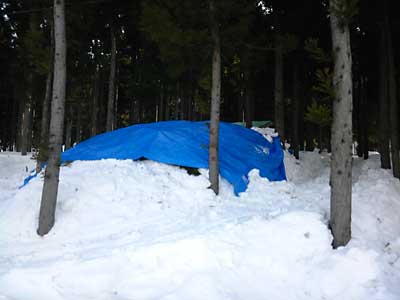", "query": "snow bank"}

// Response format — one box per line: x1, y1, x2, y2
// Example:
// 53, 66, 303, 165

0, 148, 399, 300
